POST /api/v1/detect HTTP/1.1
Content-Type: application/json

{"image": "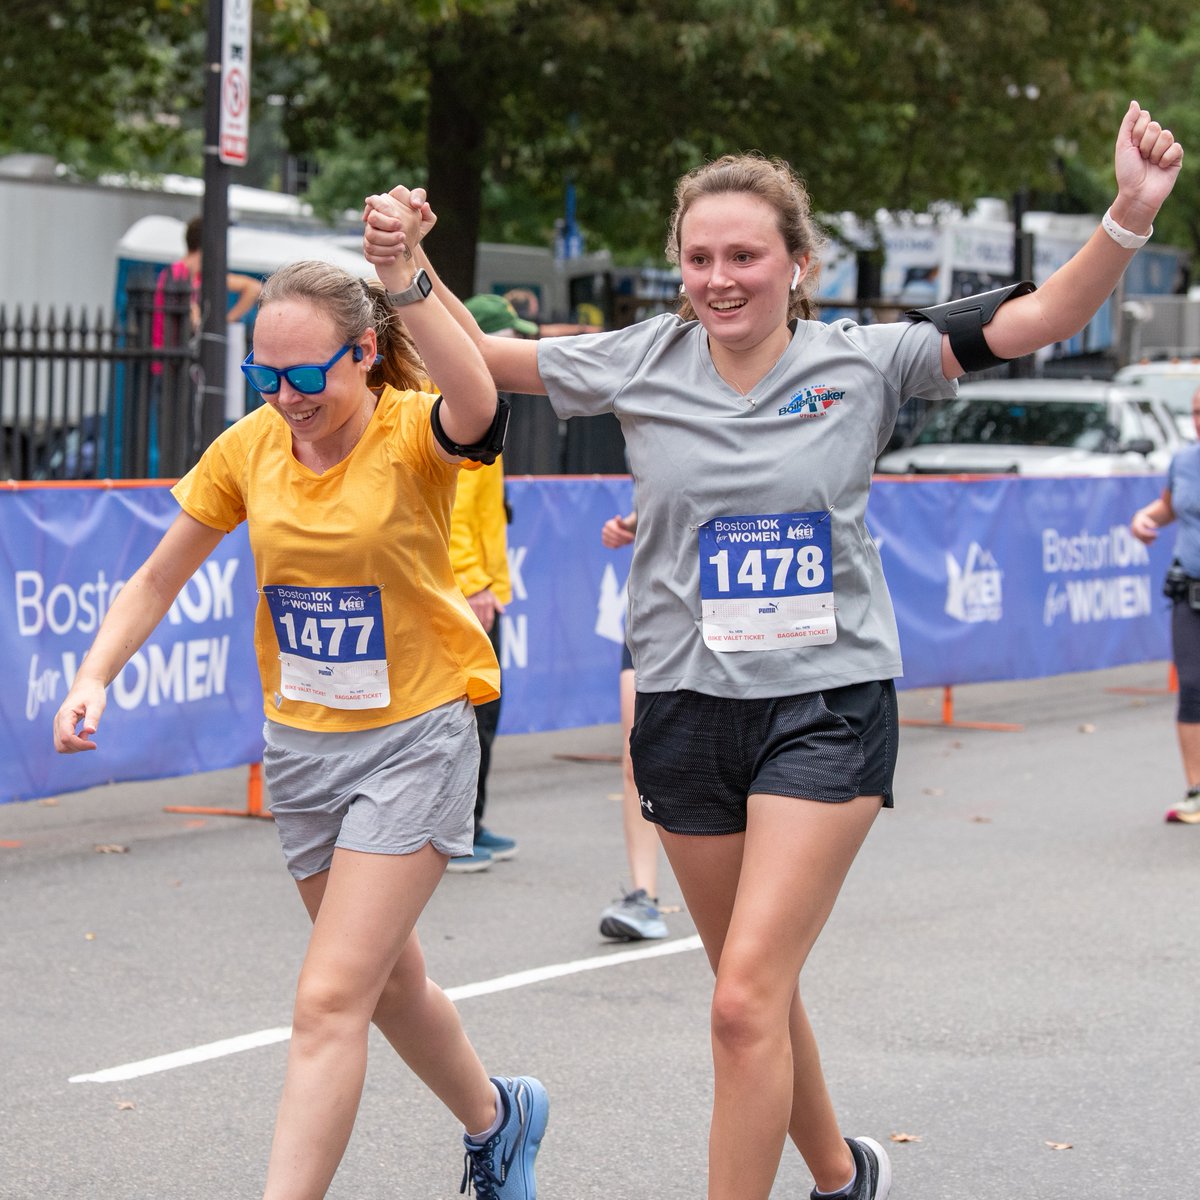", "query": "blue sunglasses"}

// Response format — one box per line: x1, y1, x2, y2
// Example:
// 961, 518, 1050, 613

241, 343, 364, 396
